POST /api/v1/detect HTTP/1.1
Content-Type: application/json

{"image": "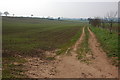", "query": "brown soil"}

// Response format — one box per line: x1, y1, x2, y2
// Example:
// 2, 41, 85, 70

24, 27, 118, 78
